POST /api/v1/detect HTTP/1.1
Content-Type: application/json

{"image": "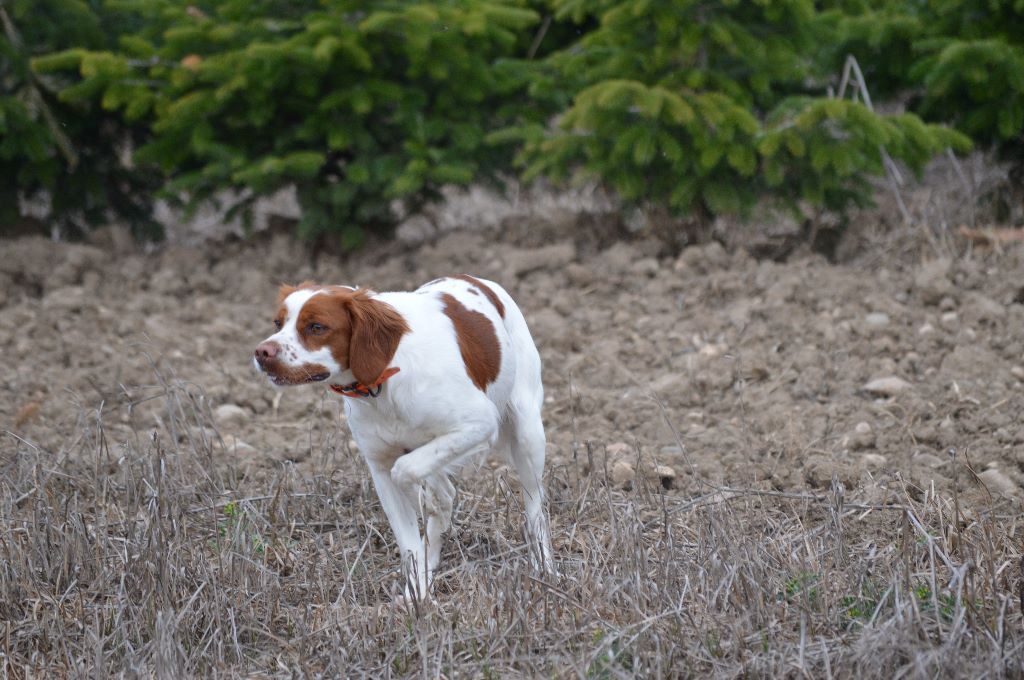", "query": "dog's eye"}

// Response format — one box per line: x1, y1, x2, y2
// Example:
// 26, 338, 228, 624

308, 322, 326, 334
273, 319, 282, 330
